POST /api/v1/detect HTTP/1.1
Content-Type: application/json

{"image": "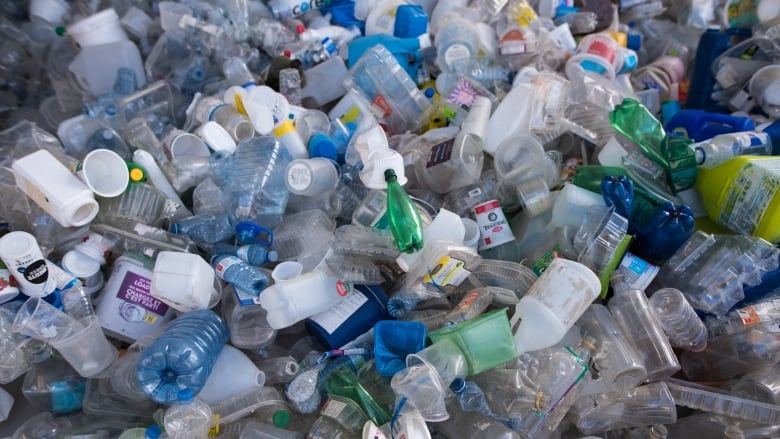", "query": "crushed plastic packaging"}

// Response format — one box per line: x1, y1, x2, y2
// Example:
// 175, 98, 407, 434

0, 0, 779, 438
